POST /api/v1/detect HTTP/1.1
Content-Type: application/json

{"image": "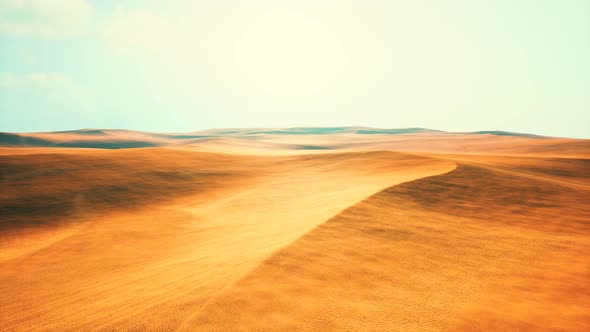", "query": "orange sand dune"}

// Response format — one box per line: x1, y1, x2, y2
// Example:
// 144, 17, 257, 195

190, 157, 590, 331
0, 148, 453, 331
1, 132, 589, 331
